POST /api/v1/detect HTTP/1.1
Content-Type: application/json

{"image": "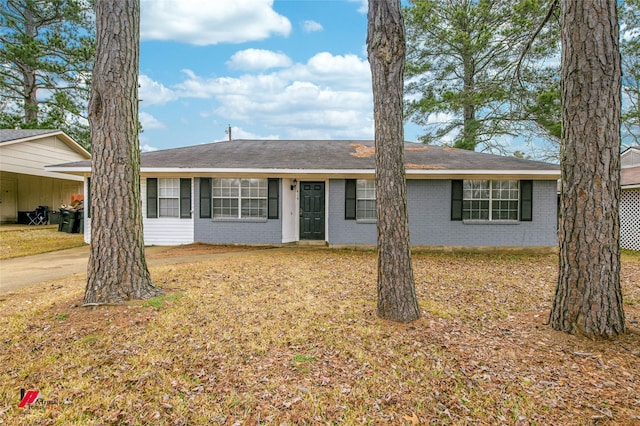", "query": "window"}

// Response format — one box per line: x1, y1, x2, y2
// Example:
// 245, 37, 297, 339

462, 180, 519, 221
159, 178, 180, 217
213, 178, 268, 219
345, 179, 376, 220
146, 178, 191, 219
356, 179, 376, 220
